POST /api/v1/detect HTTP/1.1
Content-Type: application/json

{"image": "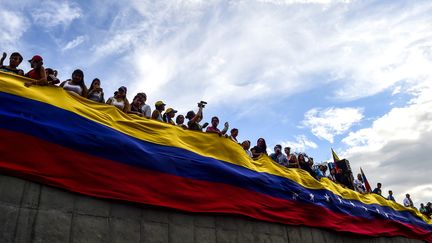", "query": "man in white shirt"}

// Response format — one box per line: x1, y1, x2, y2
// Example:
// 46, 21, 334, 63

138, 93, 151, 118
353, 173, 366, 194
403, 194, 414, 208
